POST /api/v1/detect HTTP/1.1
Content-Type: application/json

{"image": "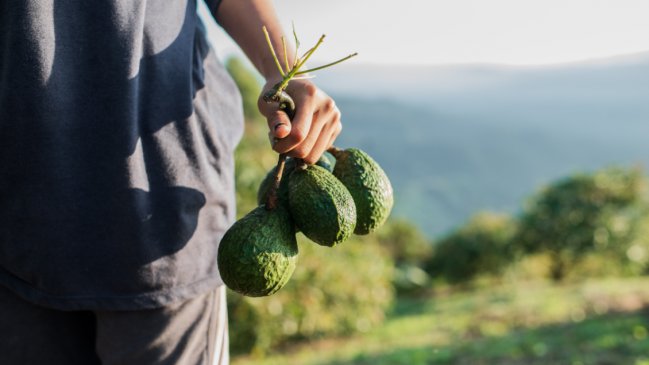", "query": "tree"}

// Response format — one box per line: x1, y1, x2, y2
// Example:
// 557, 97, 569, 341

515, 167, 646, 281
376, 219, 432, 293
225, 57, 262, 122
425, 212, 516, 284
